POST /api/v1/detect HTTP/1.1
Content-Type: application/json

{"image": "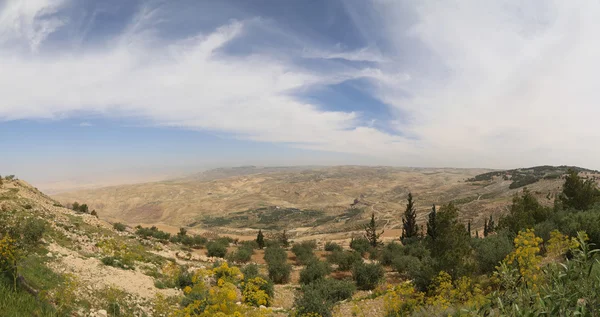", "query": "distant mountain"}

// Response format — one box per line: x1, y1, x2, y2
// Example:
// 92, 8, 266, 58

467, 165, 599, 189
